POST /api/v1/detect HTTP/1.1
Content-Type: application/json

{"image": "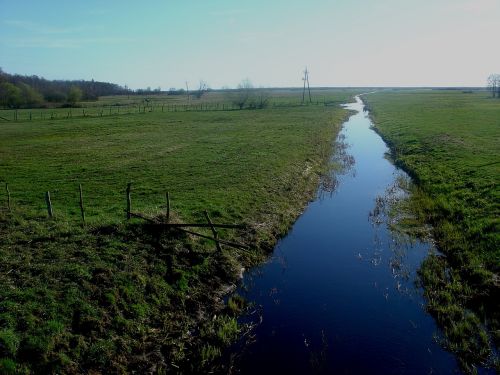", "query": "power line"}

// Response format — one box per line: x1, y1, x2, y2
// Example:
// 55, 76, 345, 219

302, 67, 312, 104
